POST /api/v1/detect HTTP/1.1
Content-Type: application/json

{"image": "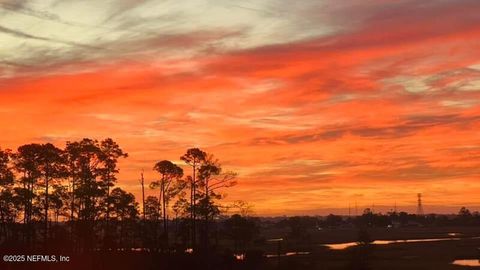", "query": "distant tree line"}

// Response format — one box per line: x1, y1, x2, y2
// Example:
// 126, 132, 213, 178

0, 139, 243, 254
272, 207, 480, 234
